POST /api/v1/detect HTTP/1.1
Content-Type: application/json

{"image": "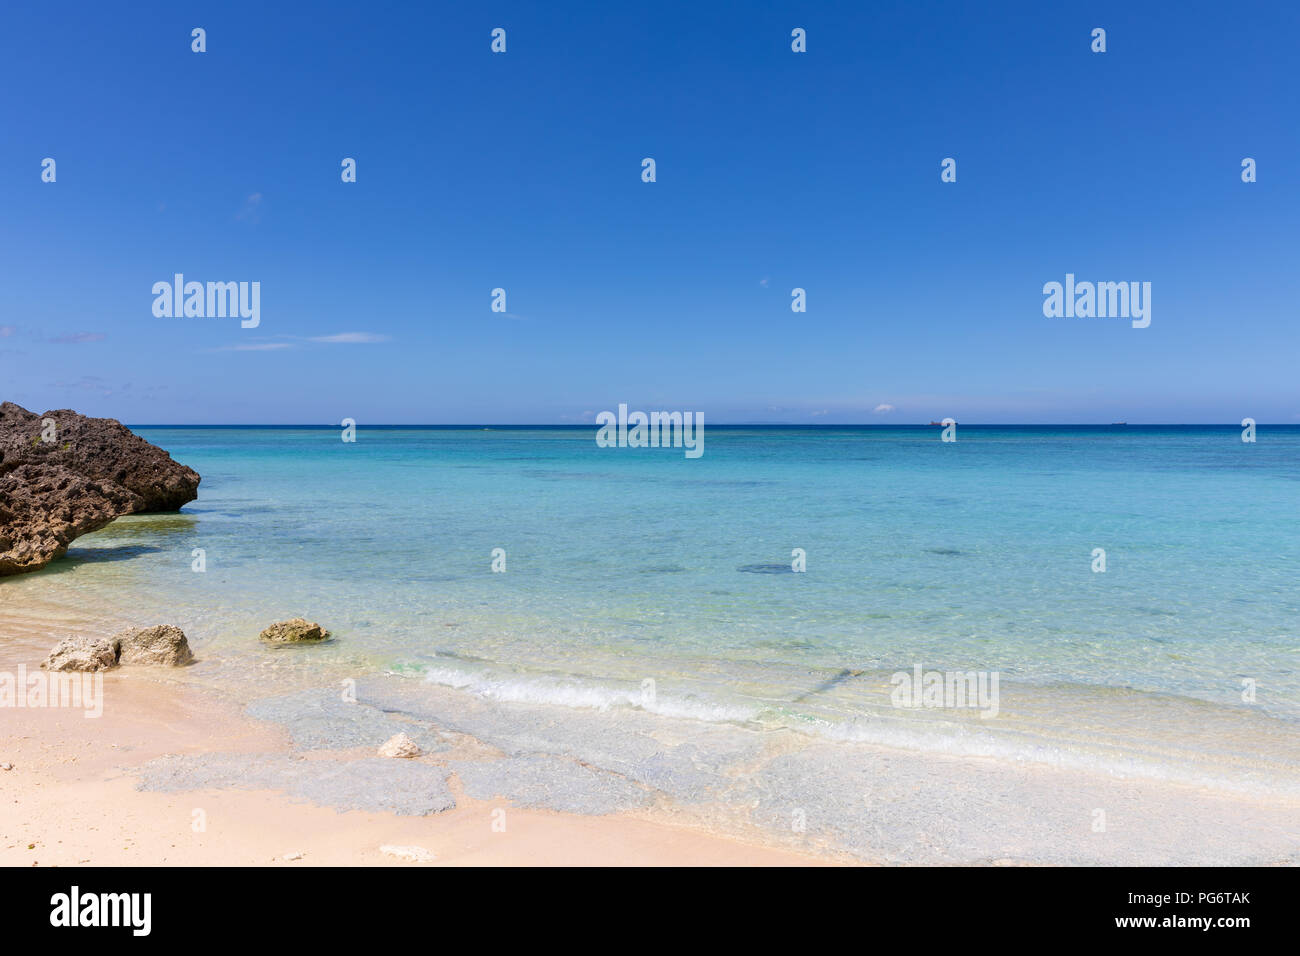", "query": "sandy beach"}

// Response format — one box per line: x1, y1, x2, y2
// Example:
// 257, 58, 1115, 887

0, 637, 830, 867
4, 603, 1297, 867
